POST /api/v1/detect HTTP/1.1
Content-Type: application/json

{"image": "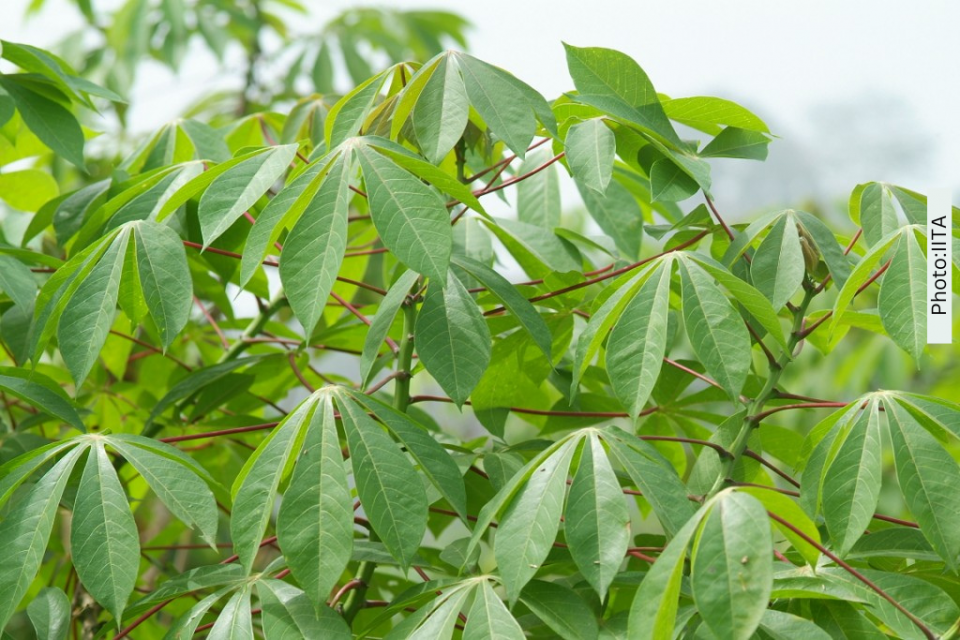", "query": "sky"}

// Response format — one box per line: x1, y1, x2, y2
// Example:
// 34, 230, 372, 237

5, 0, 959, 219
